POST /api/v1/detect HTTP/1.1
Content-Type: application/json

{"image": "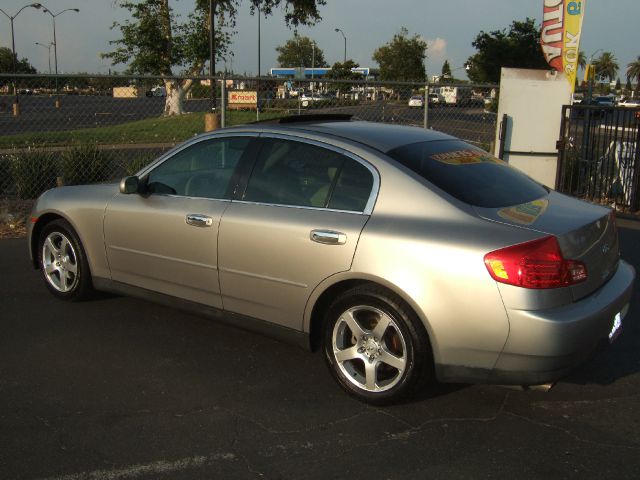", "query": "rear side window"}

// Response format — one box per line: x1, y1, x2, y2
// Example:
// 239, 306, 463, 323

386, 140, 548, 208
328, 160, 373, 212
243, 138, 373, 212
